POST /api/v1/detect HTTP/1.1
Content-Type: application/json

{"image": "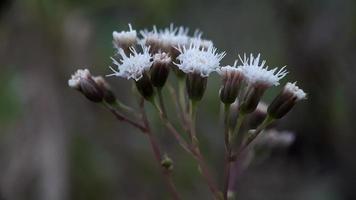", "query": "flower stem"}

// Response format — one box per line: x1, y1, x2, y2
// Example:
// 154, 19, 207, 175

189, 100, 199, 148
238, 115, 275, 154
157, 88, 167, 118
139, 98, 181, 200
178, 77, 187, 114
223, 103, 231, 200
153, 97, 221, 199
